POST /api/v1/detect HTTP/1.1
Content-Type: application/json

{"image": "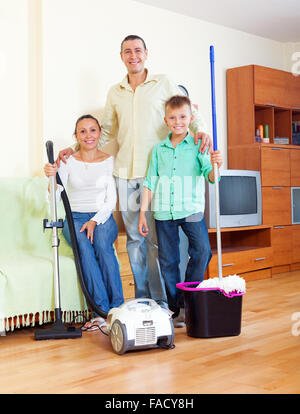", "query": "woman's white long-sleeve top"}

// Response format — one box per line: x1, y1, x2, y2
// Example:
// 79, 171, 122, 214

56, 155, 117, 225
